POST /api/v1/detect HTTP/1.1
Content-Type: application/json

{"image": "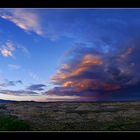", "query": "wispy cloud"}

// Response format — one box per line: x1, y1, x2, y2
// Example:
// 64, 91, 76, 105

0, 40, 30, 59
0, 40, 16, 57
8, 64, 21, 70
0, 89, 38, 96
28, 71, 42, 82
0, 8, 43, 36
17, 45, 30, 58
